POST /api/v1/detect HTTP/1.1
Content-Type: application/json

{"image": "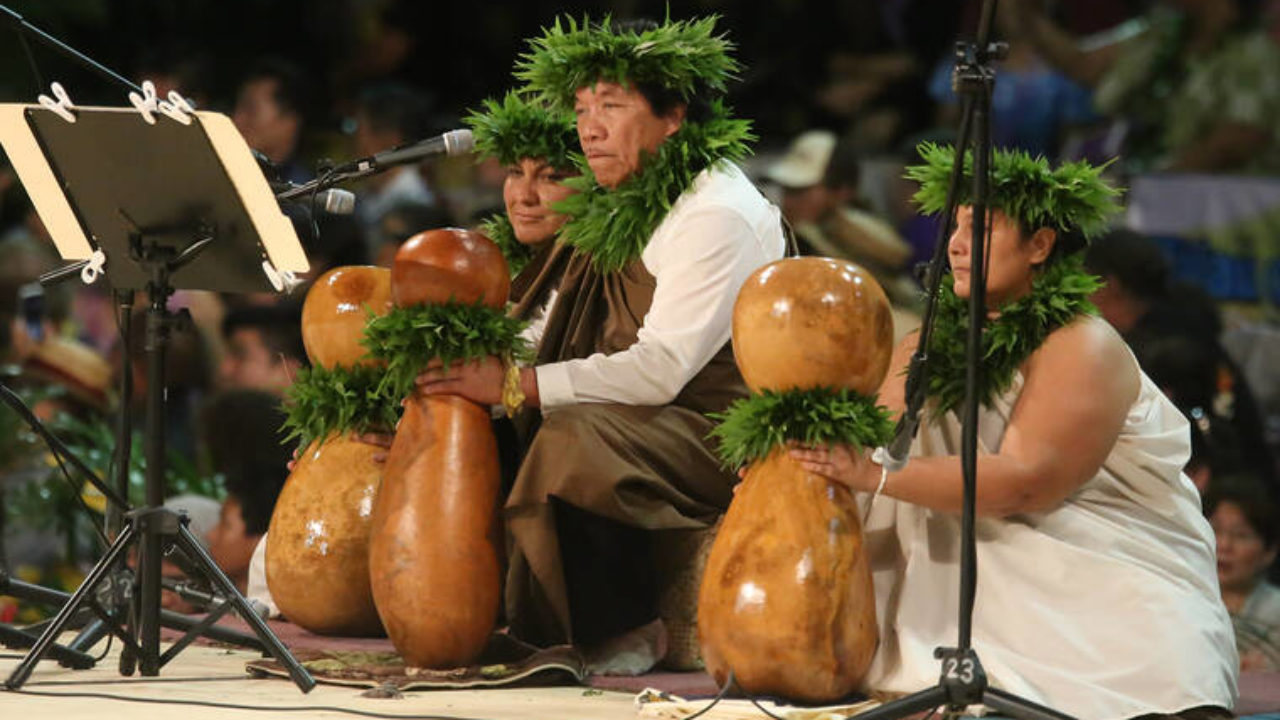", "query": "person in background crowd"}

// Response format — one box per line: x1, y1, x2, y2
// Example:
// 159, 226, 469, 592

205, 462, 288, 593
1206, 476, 1280, 671
199, 389, 291, 594
1008, 0, 1280, 173
349, 83, 438, 238
218, 303, 306, 396
929, 3, 1099, 160
370, 201, 452, 268
1085, 229, 1276, 489
232, 59, 313, 184
765, 129, 921, 330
